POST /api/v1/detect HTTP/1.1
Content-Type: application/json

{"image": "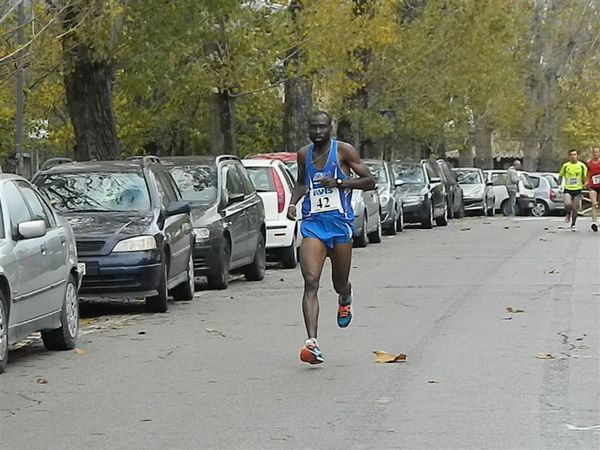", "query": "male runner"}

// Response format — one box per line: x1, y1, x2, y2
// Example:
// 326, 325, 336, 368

287, 110, 375, 364
558, 149, 588, 230
585, 147, 600, 232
